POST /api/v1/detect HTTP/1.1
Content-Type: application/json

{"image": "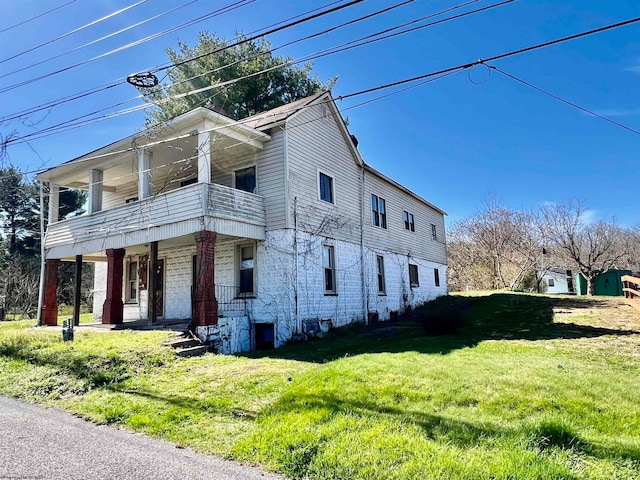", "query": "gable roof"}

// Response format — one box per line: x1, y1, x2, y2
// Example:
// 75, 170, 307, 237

243, 91, 327, 130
